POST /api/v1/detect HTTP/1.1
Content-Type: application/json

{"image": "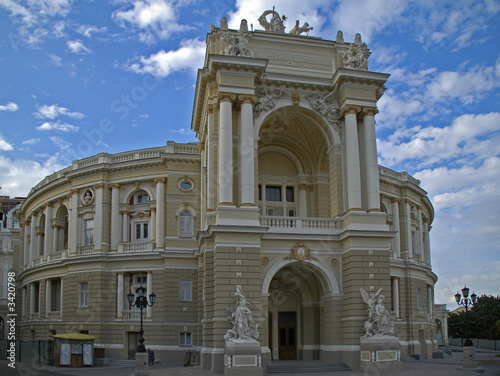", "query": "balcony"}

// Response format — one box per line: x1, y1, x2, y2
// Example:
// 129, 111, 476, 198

77, 245, 94, 255
117, 241, 155, 253
260, 216, 339, 234
122, 309, 146, 321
